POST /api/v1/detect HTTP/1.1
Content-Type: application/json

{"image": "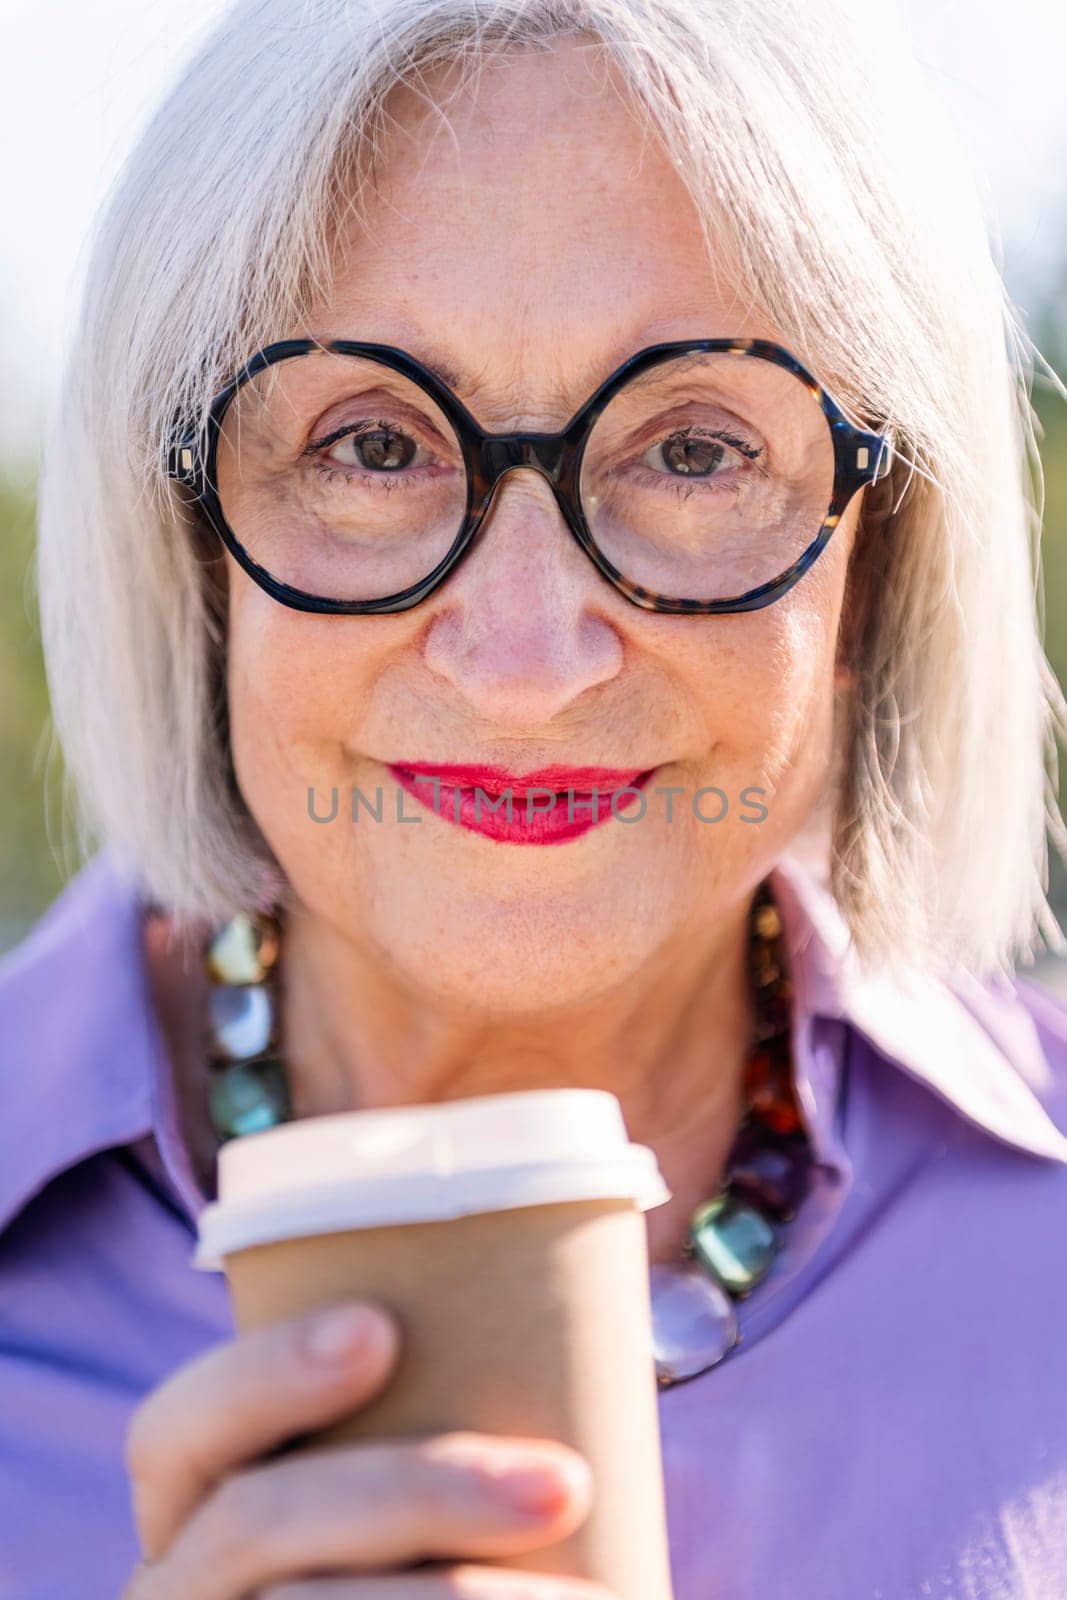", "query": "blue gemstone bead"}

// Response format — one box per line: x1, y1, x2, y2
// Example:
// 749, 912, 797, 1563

208, 1056, 292, 1140
207, 984, 274, 1061
690, 1192, 778, 1296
